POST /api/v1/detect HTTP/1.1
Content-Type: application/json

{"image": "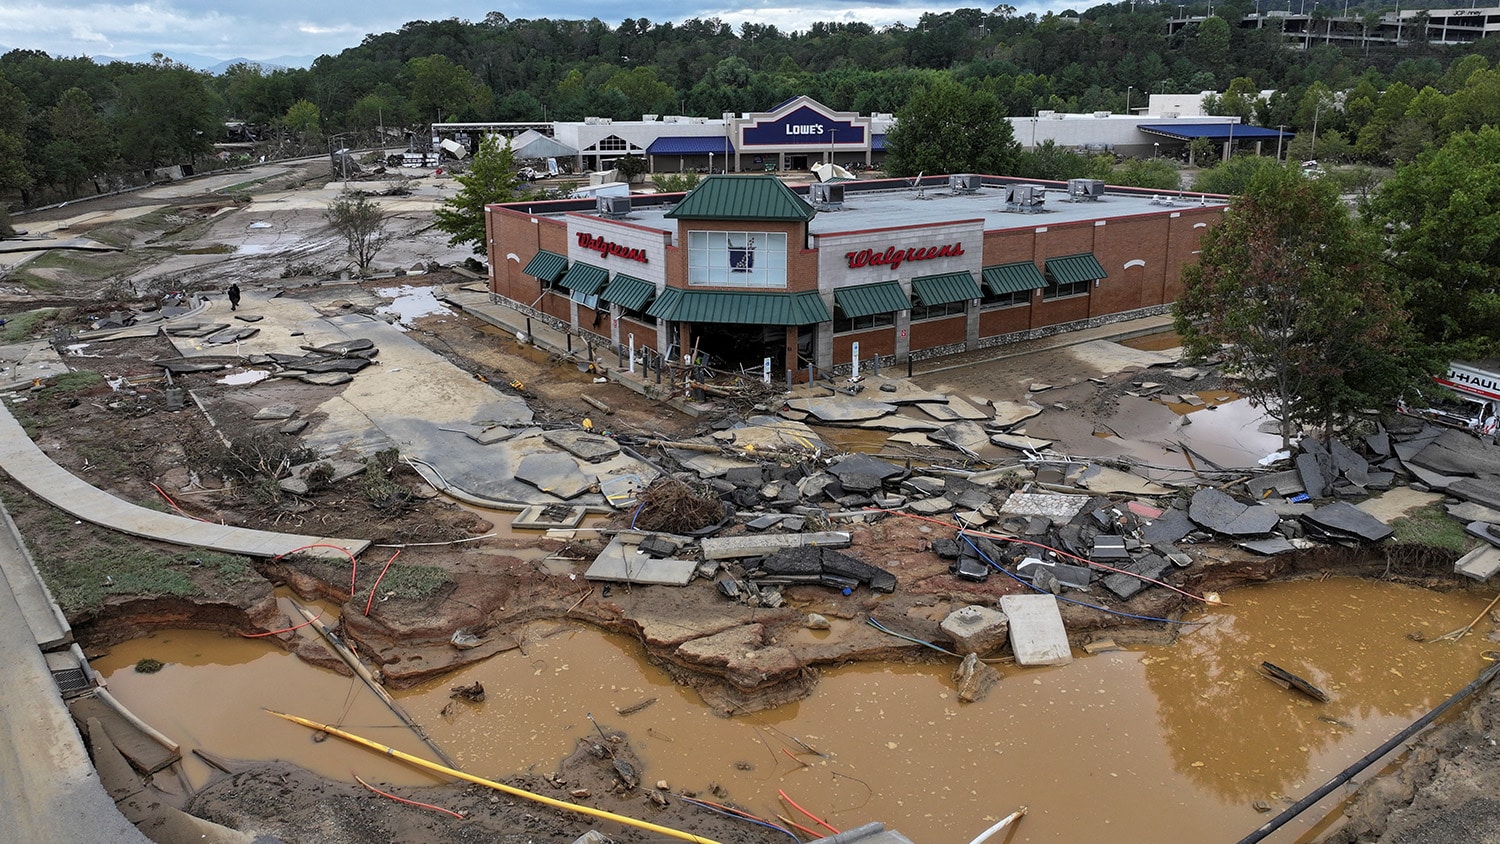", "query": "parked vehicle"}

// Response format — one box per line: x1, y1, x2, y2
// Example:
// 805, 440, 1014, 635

1401, 361, 1500, 436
